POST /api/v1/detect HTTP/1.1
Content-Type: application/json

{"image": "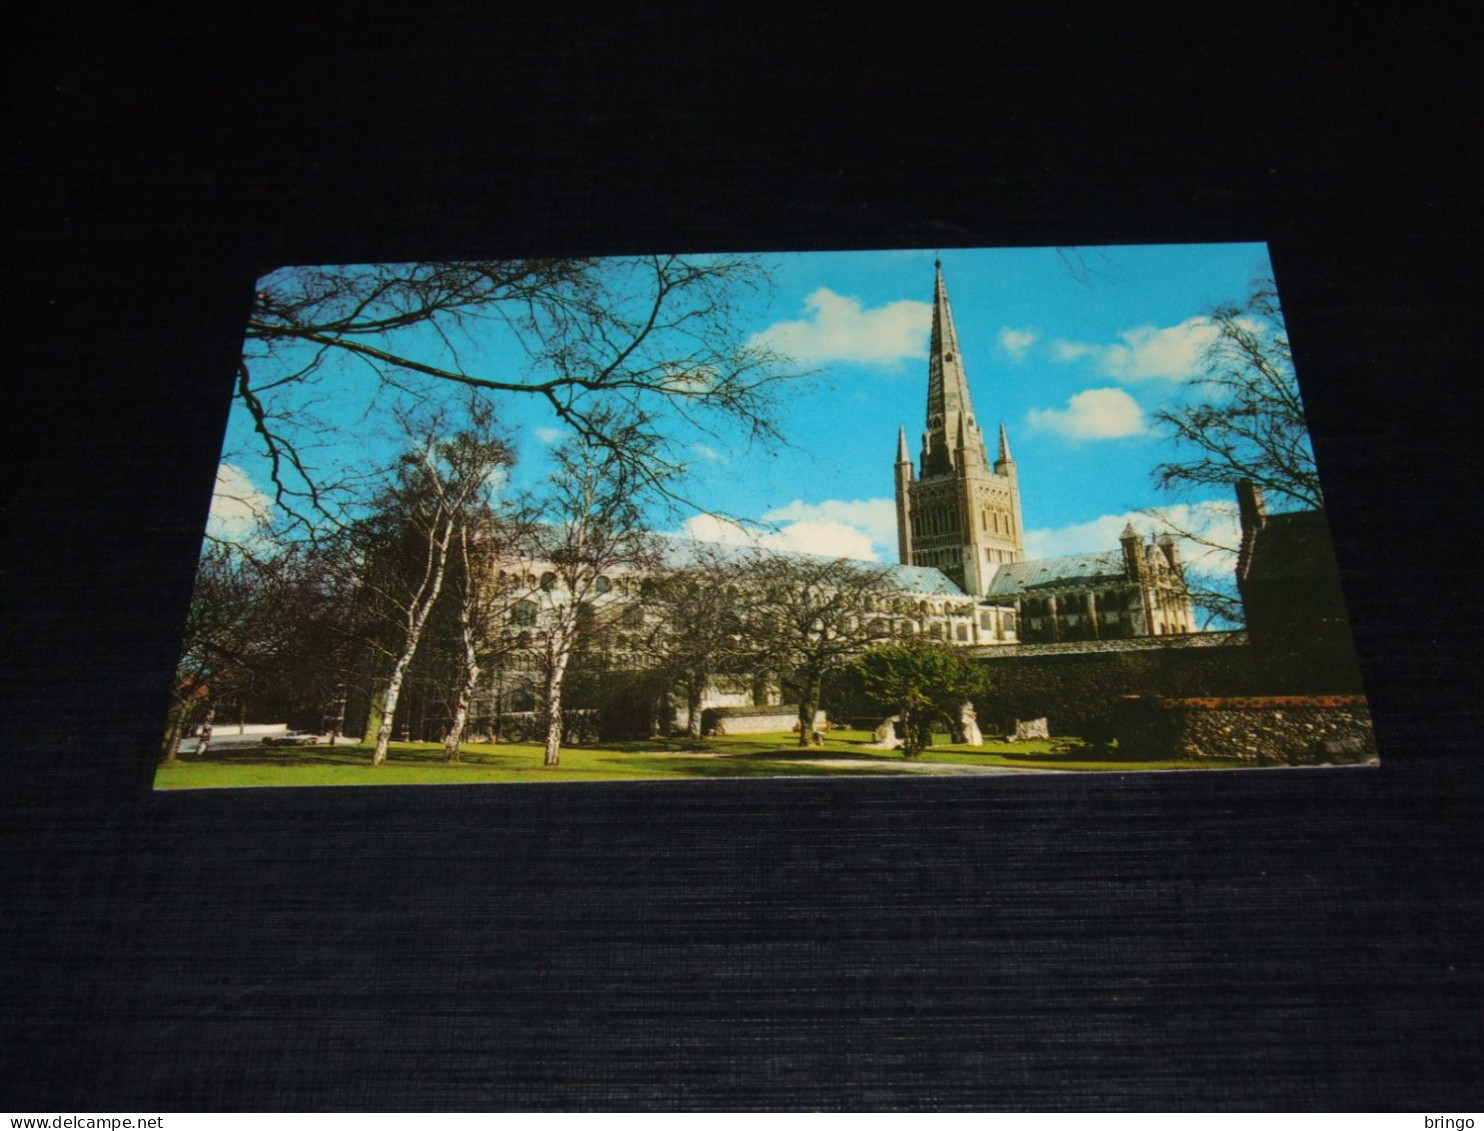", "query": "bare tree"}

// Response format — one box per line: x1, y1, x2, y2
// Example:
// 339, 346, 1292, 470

162, 542, 255, 763
1147, 278, 1324, 627
439, 508, 535, 762
530, 421, 661, 766
1136, 503, 1246, 629
1153, 278, 1322, 511
238, 255, 802, 529
356, 406, 514, 767
636, 544, 752, 737
162, 538, 343, 761
735, 553, 907, 746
